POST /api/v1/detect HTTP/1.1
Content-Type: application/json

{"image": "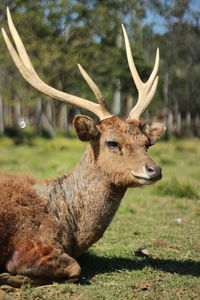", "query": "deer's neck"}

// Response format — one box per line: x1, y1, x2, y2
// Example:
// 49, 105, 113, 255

34, 147, 126, 256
